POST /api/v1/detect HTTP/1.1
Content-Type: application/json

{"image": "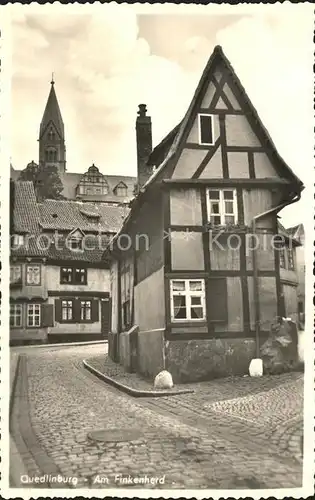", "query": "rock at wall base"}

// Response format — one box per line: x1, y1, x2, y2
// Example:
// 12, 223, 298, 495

154, 370, 174, 389
260, 319, 299, 375
249, 358, 263, 377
